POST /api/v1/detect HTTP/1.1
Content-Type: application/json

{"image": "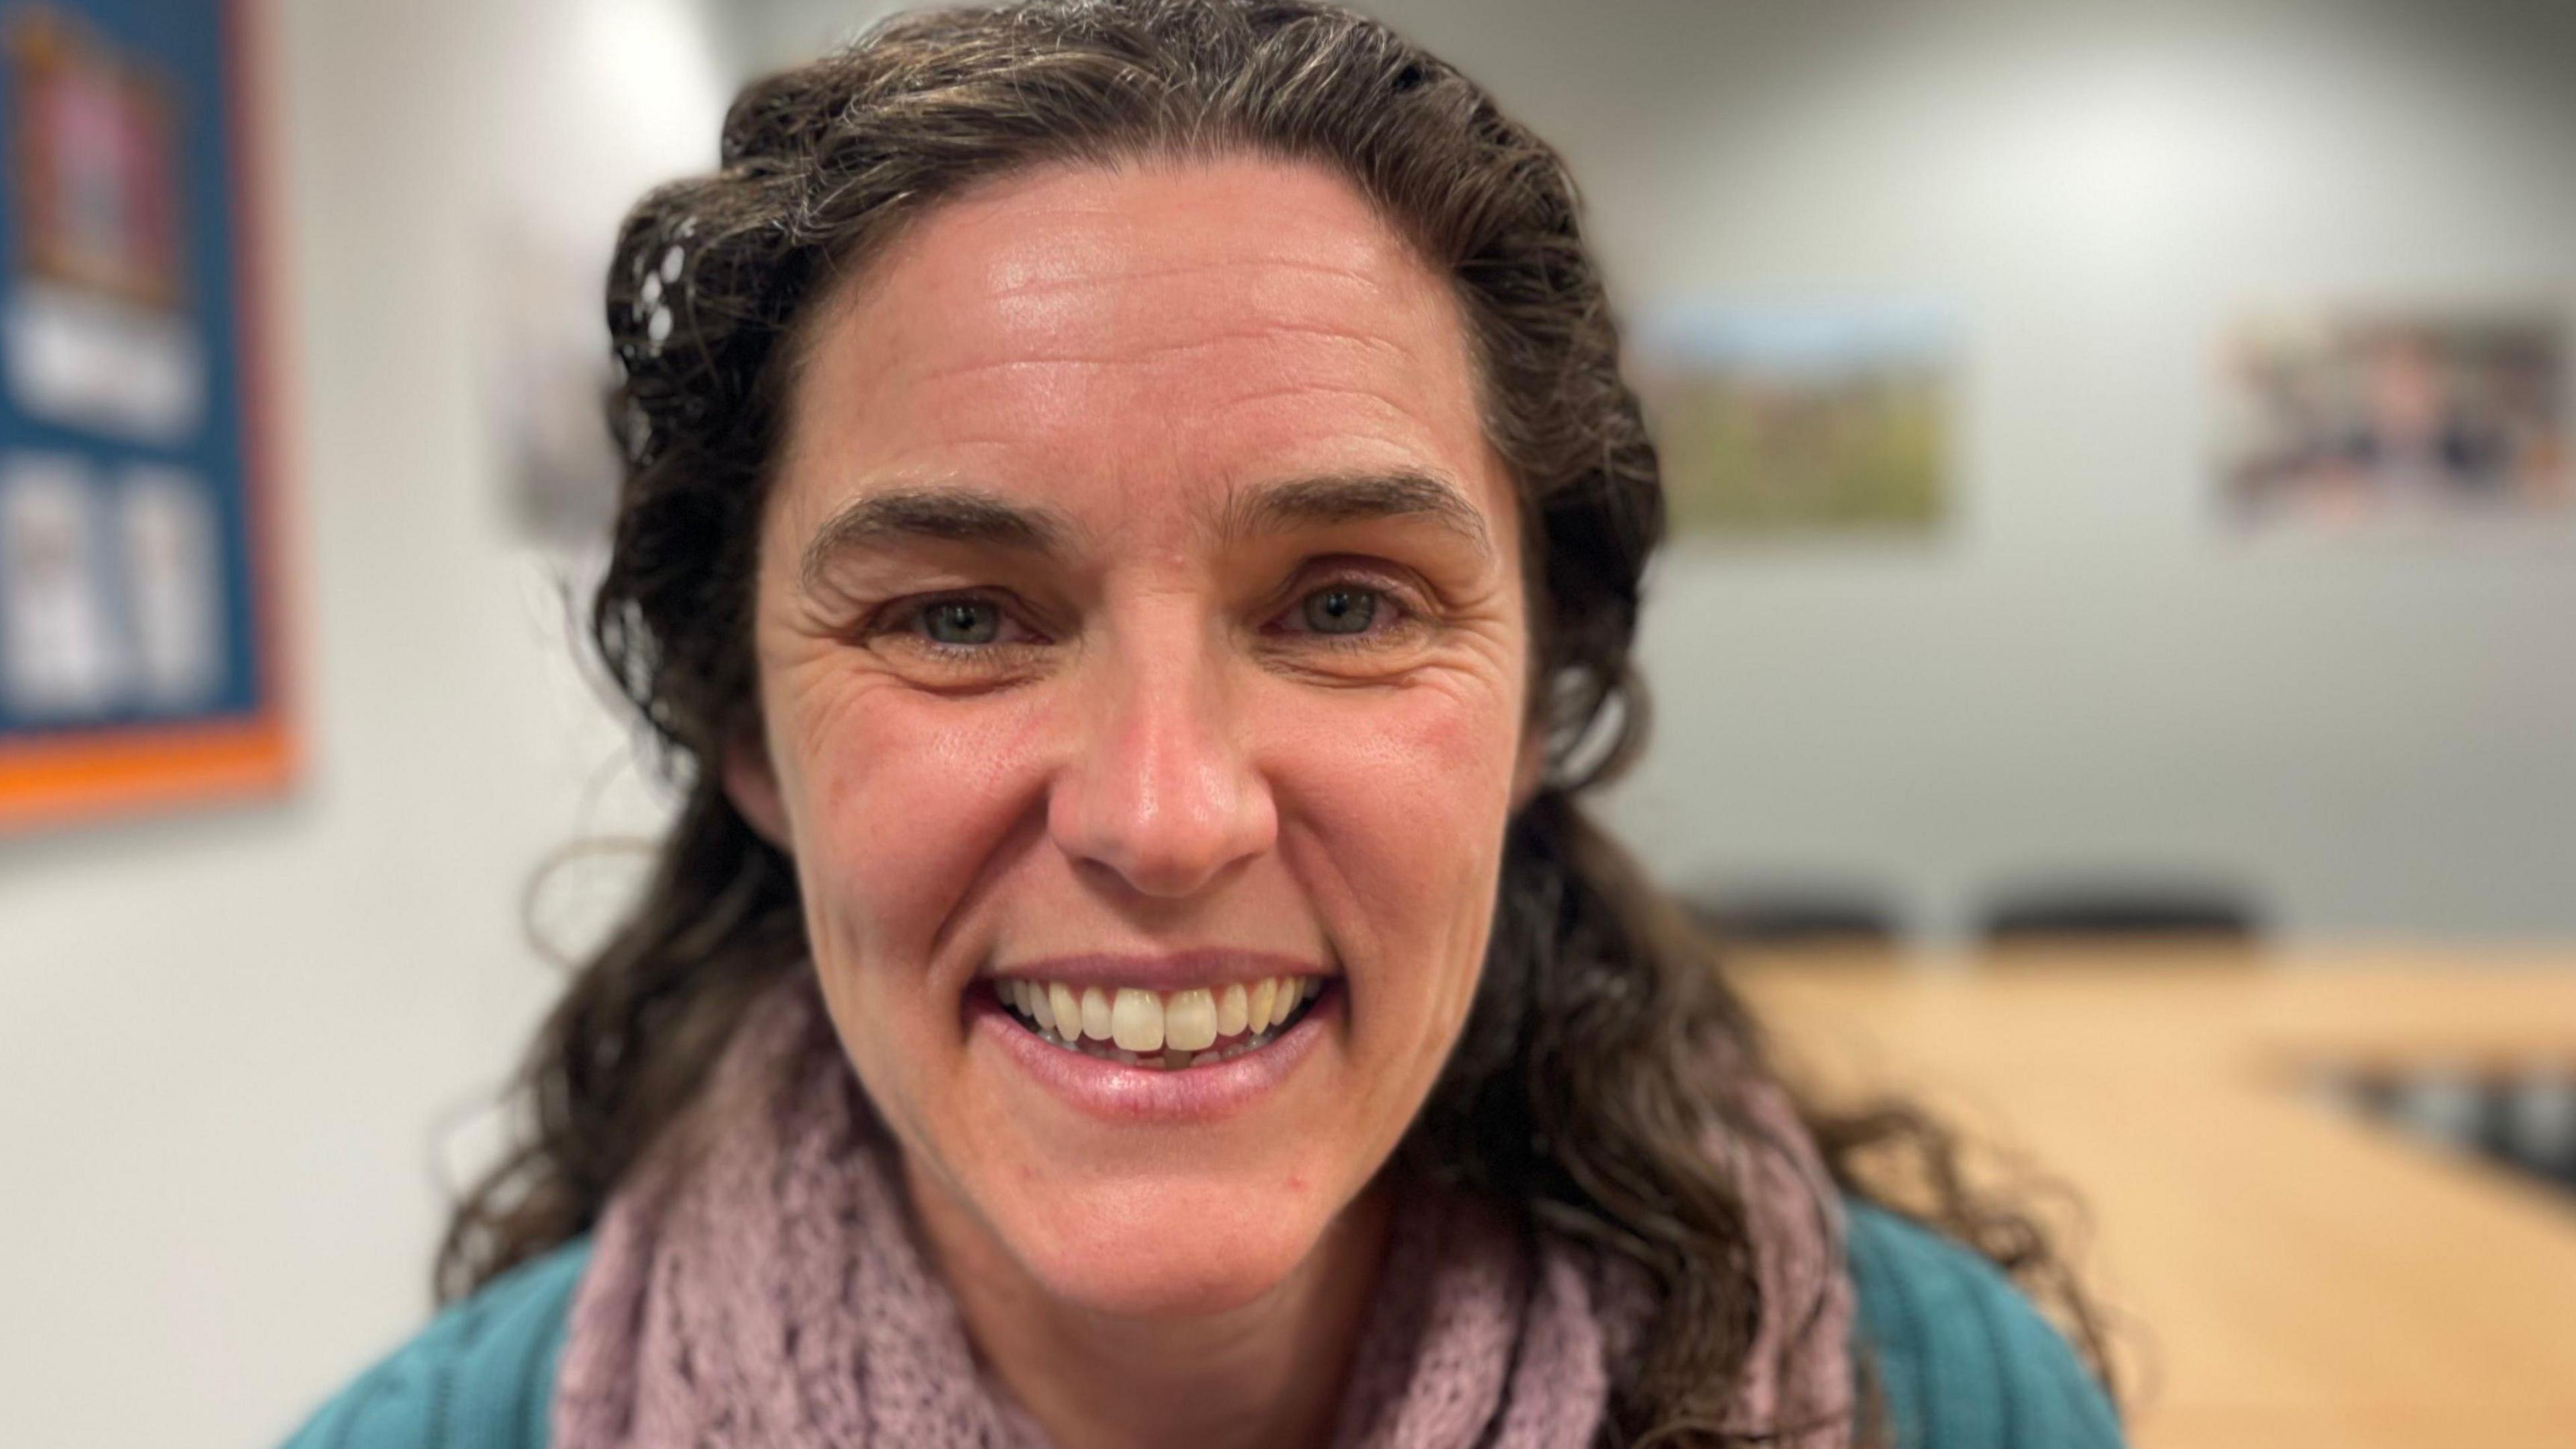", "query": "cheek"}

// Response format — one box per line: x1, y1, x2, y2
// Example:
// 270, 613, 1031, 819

1276, 678, 1521, 987
774, 670, 1057, 967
